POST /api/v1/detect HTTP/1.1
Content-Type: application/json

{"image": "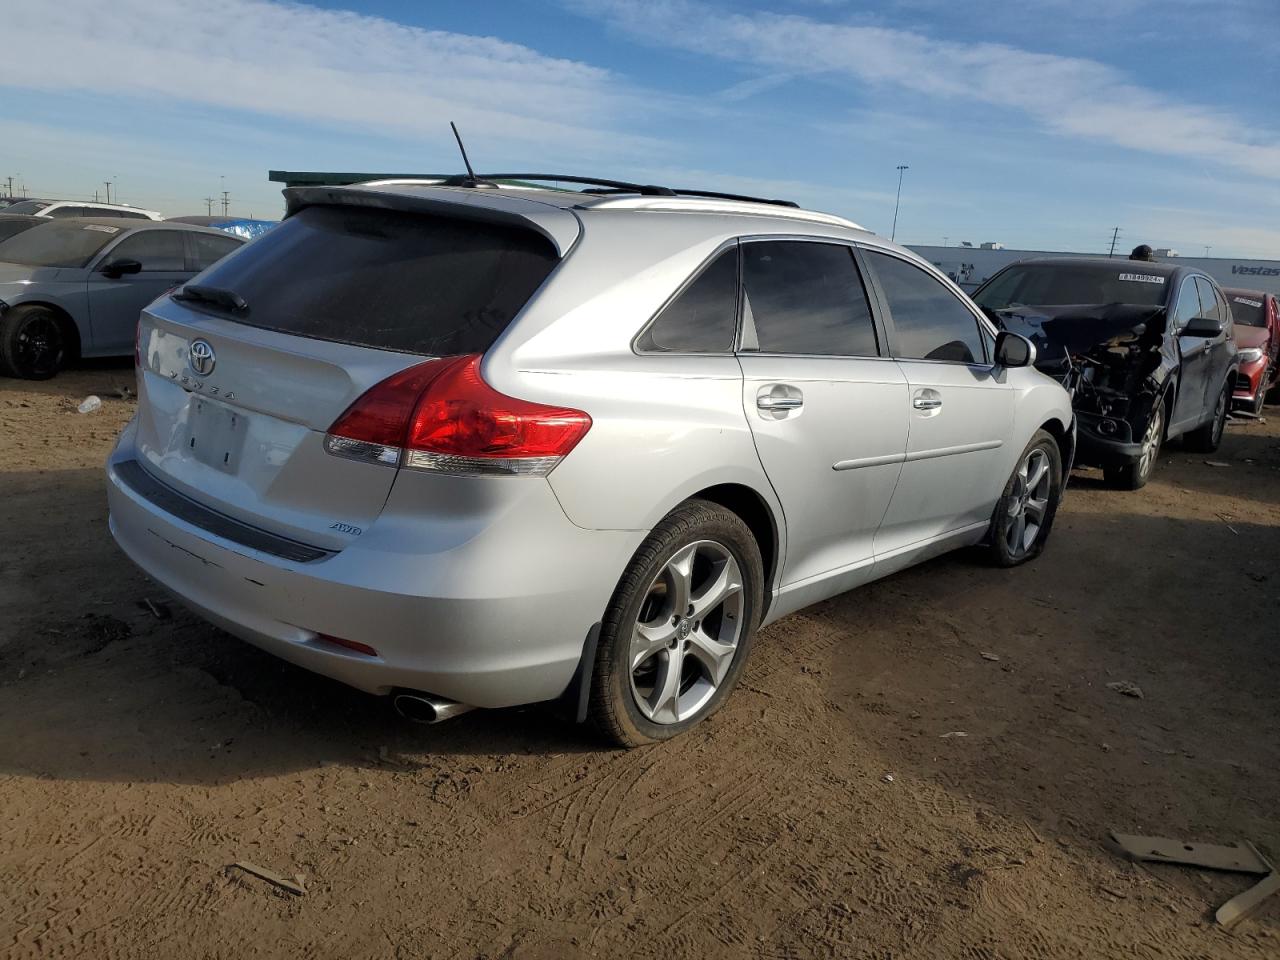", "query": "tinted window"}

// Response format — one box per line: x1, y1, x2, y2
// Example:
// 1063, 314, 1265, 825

1194, 277, 1223, 322
190, 205, 559, 356
111, 209, 150, 220
0, 221, 119, 267
866, 251, 984, 363
636, 246, 738, 353
1226, 292, 1267, 327
973, 263, 1170, 309
0, 219, 40, 243
46, 206, 88, 219
2, 200, 51, 216
188, 231, 243, 271
107, 230, 187, 271
1172, 277, 1200, 328
741, 241, 878, 356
